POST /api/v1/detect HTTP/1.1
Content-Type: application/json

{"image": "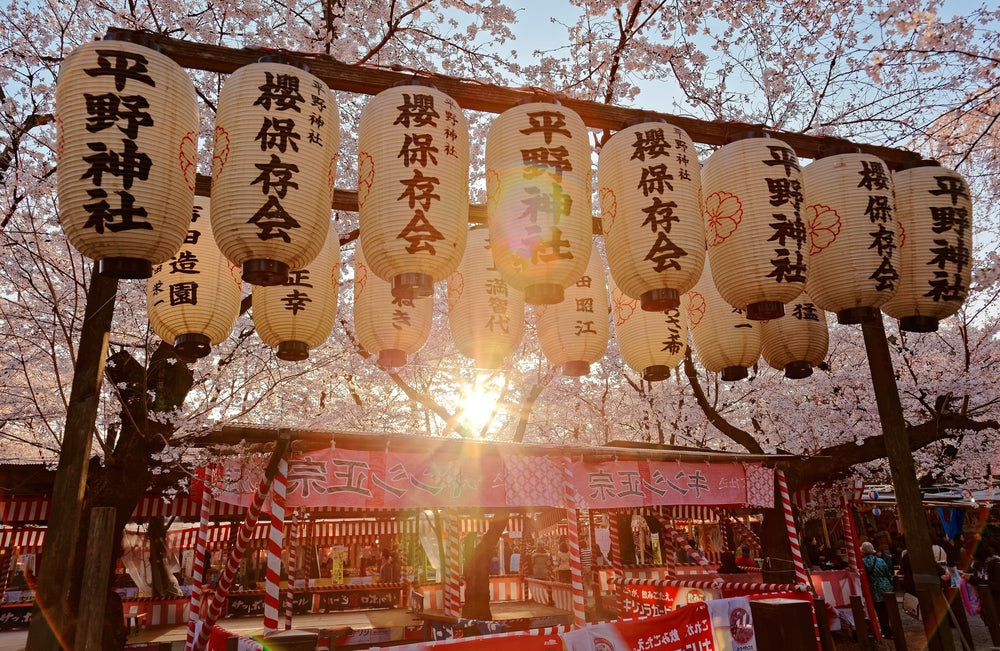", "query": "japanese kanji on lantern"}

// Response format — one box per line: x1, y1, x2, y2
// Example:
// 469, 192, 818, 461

55, 33, 199, 279
535, 239, 609, 376
686, 259, 761, 382
701, 134, 807, 320
211, 58, 339, 286
252, 227, 340, 361
881, 161, 973, 333
147, 200, 242, 358
357, 82, 470, 299
447, 226, 525, 369
803, 147, 898, 324
599, 120, 704, 311
611, 276, 688, 382
353, 244, 433, 369
760, 292, 829, 379
485, 101, 592, 305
